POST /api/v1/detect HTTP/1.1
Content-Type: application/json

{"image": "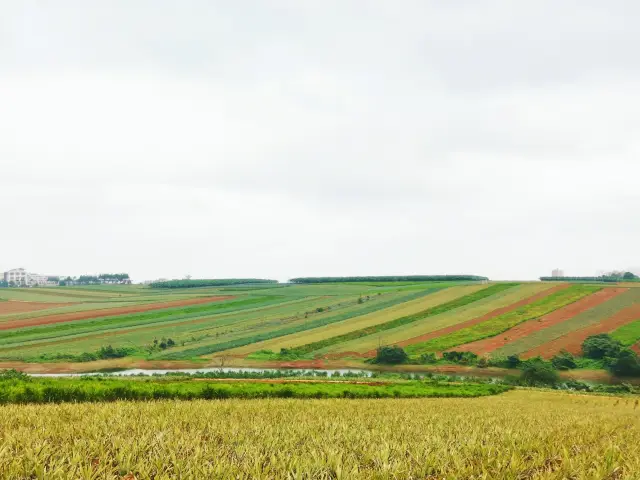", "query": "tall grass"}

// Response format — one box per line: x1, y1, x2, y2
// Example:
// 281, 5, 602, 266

0, 391, 637, 478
